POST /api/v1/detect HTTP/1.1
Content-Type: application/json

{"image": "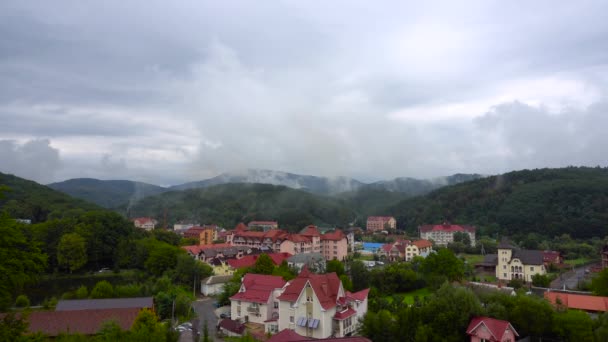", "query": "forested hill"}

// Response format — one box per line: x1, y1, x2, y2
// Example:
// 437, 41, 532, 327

125, 183, 357, 232
0, 172, 101, 222
48, 178, 167, 208
390, 167, 608, 239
